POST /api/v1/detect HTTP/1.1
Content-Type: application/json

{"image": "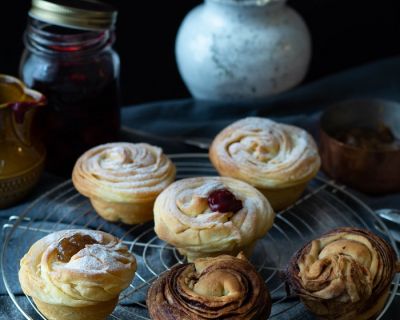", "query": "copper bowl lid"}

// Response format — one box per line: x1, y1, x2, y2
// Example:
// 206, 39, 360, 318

320, 99, 400, 194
